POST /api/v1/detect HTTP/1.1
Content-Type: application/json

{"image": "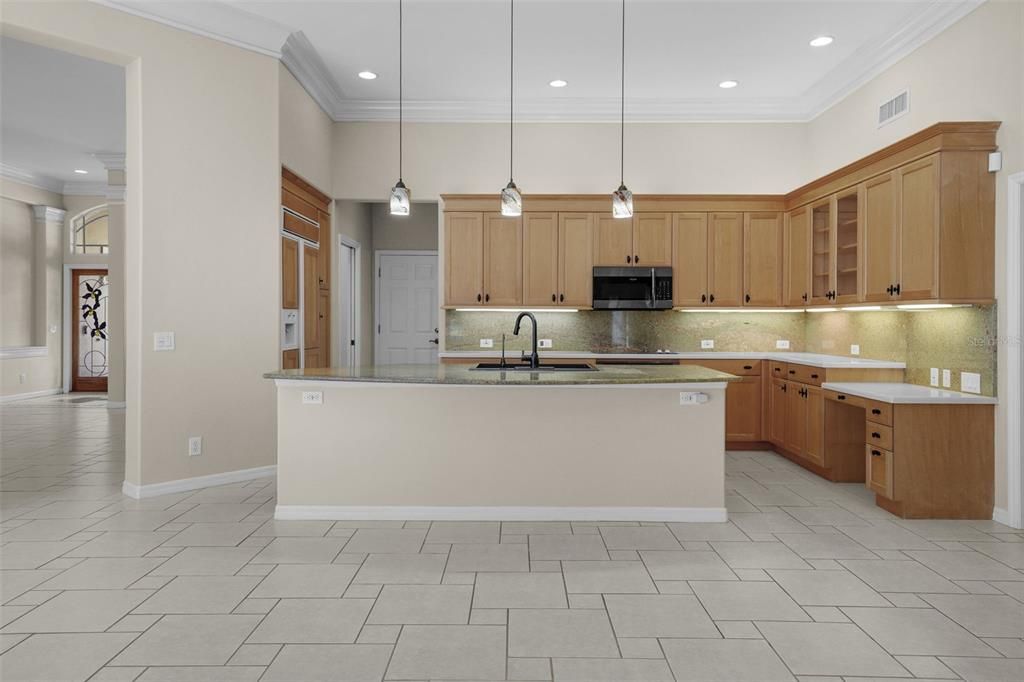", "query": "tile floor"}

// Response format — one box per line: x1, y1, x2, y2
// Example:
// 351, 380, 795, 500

2, 396, 1024, 681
